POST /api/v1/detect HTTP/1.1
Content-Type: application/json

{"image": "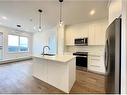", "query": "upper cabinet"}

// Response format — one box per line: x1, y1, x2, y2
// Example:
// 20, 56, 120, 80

65, 23, 88, 46
65, 19, 108, 46
88, 20, 107, 45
